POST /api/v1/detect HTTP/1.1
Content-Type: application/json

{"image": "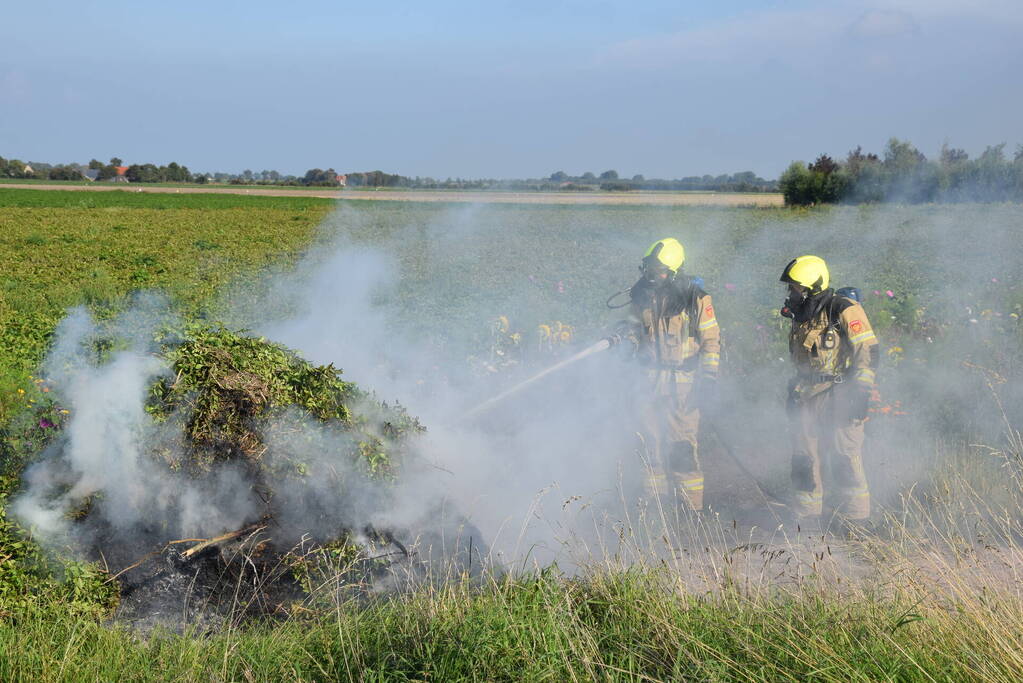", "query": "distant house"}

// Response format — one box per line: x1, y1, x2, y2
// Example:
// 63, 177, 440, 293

83, 169, 101, 181
336, 173, 347, 187
22, 164, 34, 175
113, 166, 130, 183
